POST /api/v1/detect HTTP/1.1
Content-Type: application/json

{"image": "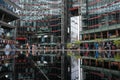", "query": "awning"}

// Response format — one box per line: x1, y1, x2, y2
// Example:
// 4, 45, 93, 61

16, 37, 27, 40
69, 7, 78, 11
